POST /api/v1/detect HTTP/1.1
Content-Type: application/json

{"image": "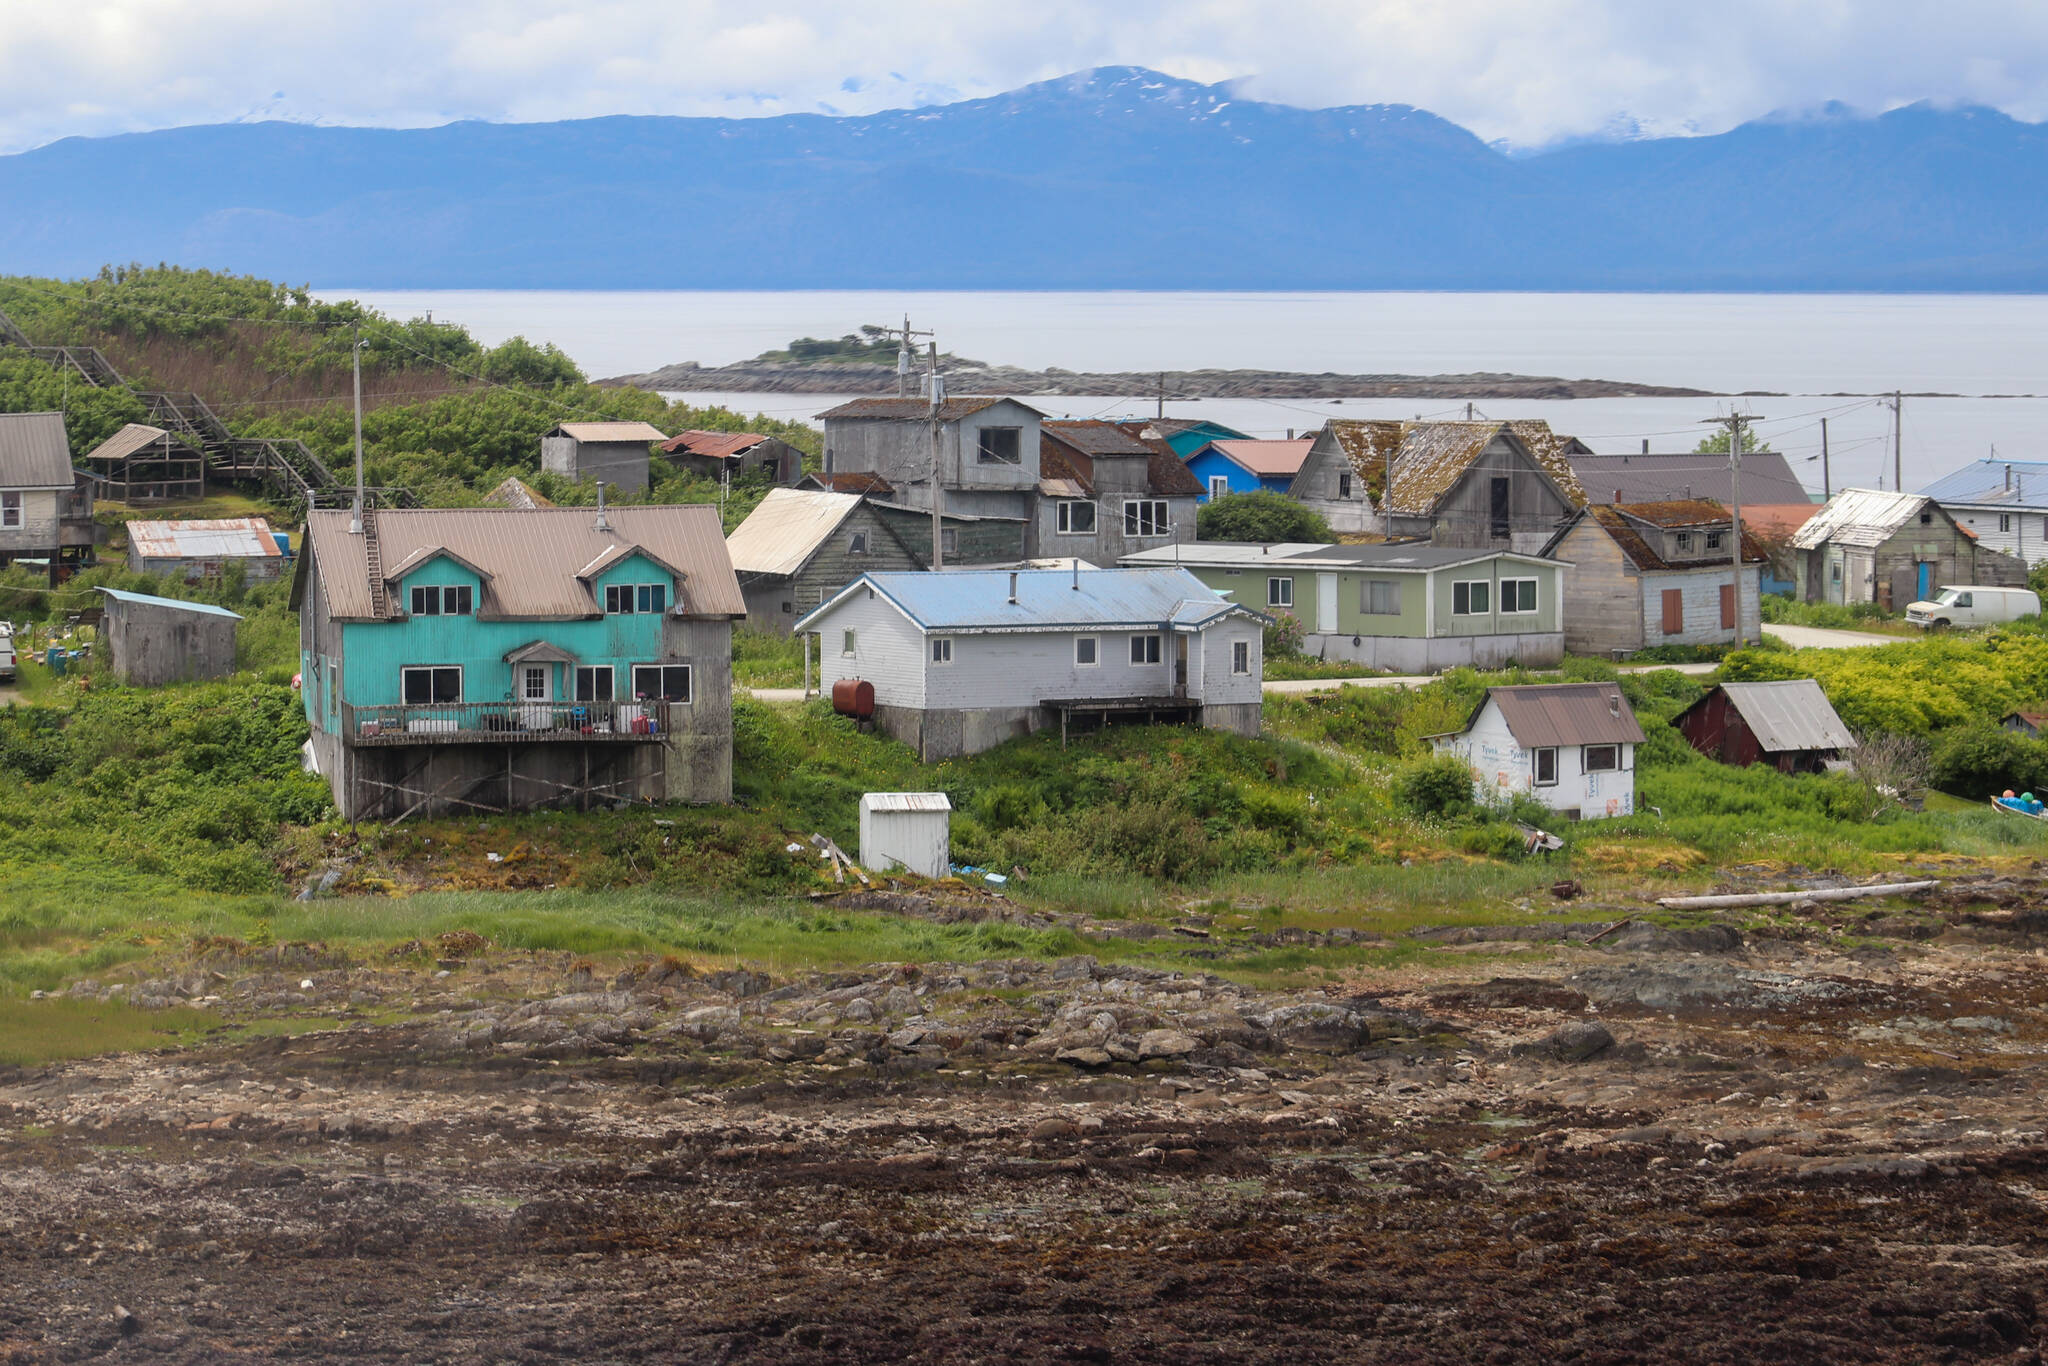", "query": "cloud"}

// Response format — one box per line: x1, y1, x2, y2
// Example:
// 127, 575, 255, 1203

1, 0, 2045, 154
